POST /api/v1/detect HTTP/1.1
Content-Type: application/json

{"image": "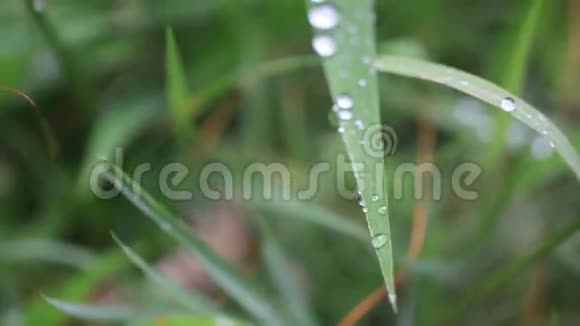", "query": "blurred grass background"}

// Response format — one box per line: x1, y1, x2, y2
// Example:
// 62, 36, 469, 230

0, 0, 579, 325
